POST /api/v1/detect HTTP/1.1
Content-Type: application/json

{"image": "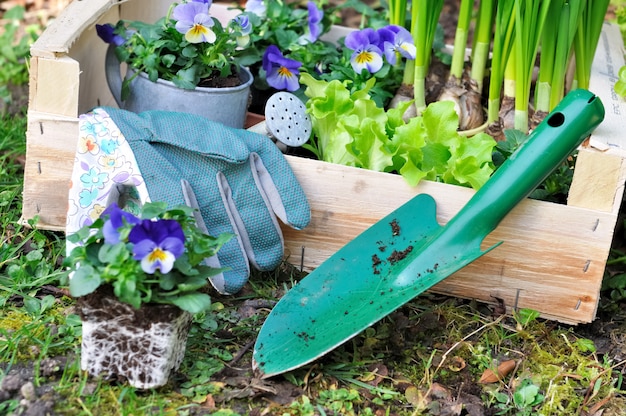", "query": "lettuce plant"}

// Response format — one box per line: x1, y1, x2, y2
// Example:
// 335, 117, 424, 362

300, 73, 496, 189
